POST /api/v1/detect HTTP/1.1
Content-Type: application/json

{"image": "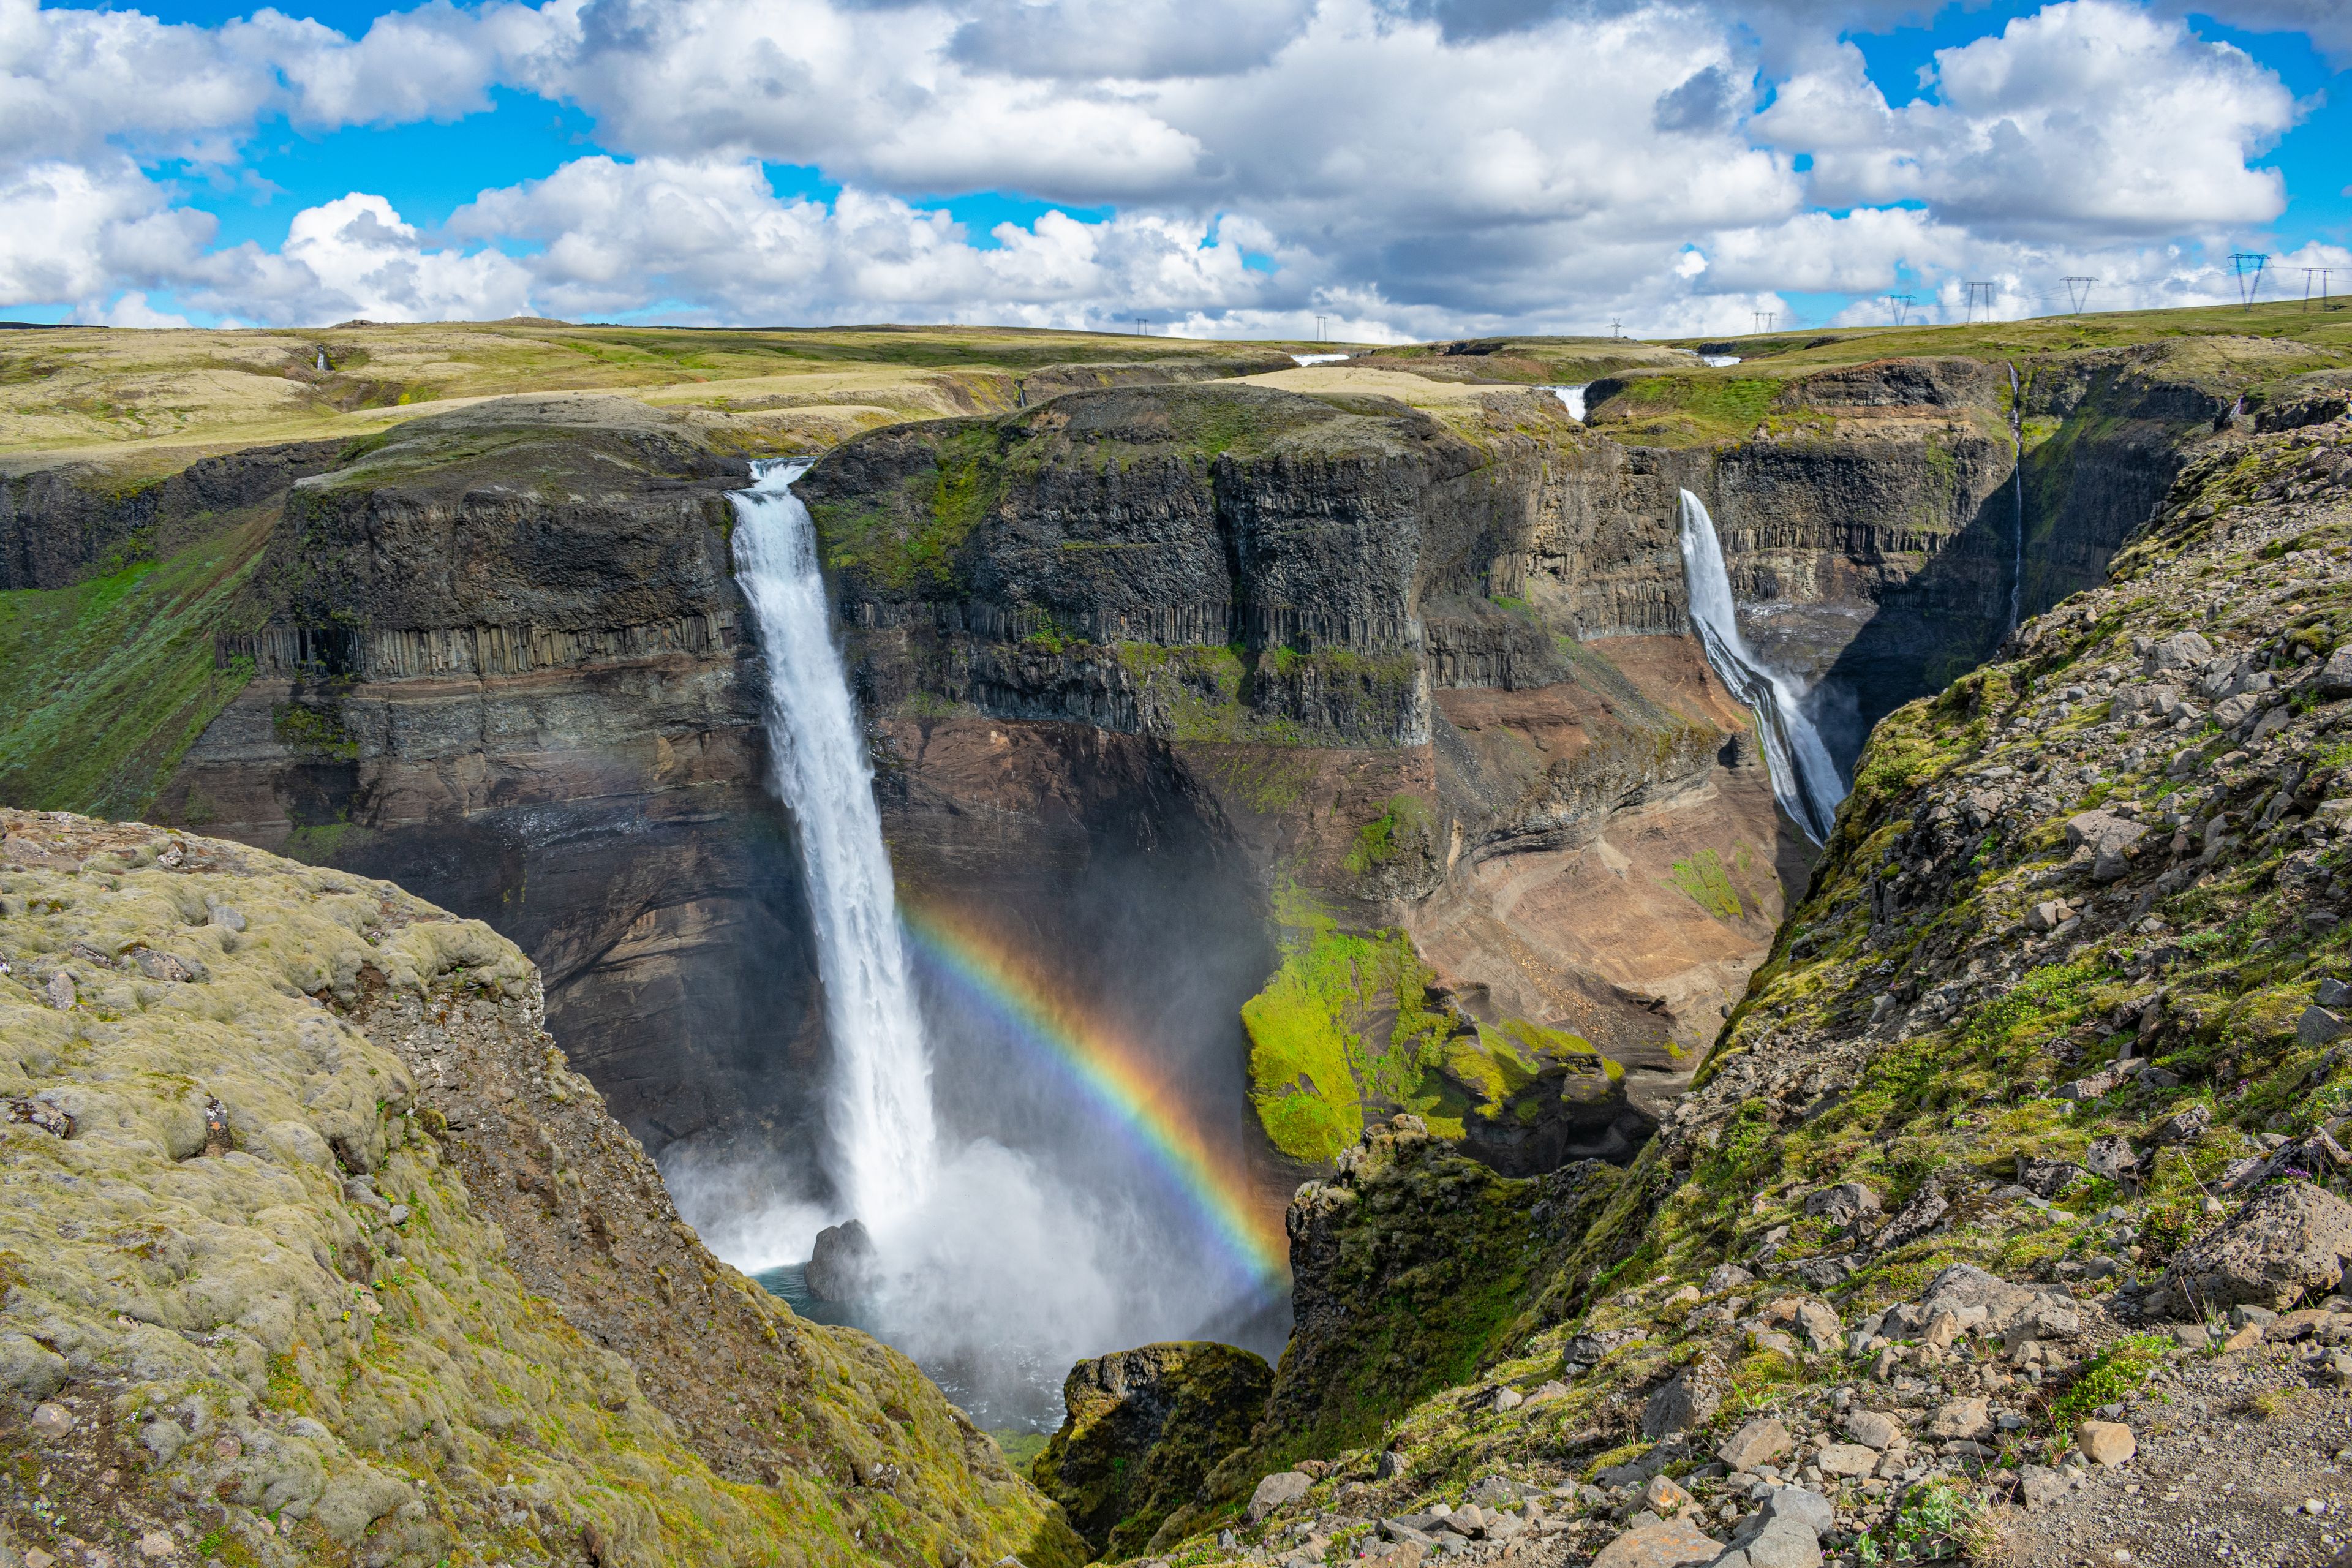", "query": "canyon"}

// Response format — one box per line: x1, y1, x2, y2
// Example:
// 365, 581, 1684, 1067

4, 308, 2352, 1567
